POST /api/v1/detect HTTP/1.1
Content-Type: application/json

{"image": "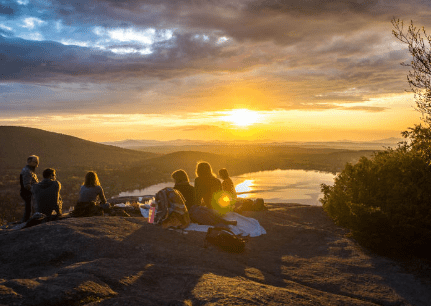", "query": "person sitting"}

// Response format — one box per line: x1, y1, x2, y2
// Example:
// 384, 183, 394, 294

194, 162, 222, 210
194, 162, 236, 226
73, 171, 108, 217
32, 168, 62, 220
172, 169, 196, 211
219, 168, 237, 200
